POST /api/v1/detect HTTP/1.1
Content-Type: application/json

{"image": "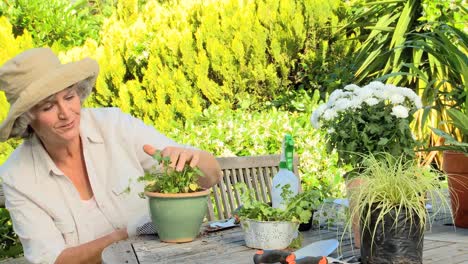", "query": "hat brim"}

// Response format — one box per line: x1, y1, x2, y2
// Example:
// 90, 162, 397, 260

0, 58, 99, 141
